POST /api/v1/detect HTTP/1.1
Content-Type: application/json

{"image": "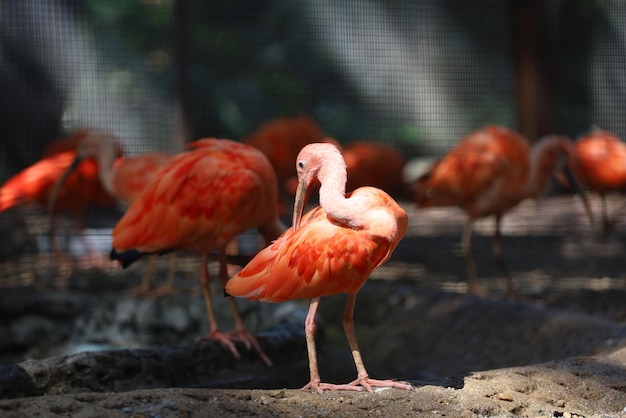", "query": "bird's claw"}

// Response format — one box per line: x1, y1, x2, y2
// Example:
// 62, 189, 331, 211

303, 377, 412, 394
227, 329, 273, 367
302, 381, 363, 394
198, 330, 241, 361
347, 377, 413, 393
198, 329, 273, 367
